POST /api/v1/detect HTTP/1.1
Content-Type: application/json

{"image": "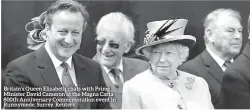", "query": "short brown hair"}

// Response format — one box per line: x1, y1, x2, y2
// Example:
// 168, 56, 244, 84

44, 0, 89, 28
